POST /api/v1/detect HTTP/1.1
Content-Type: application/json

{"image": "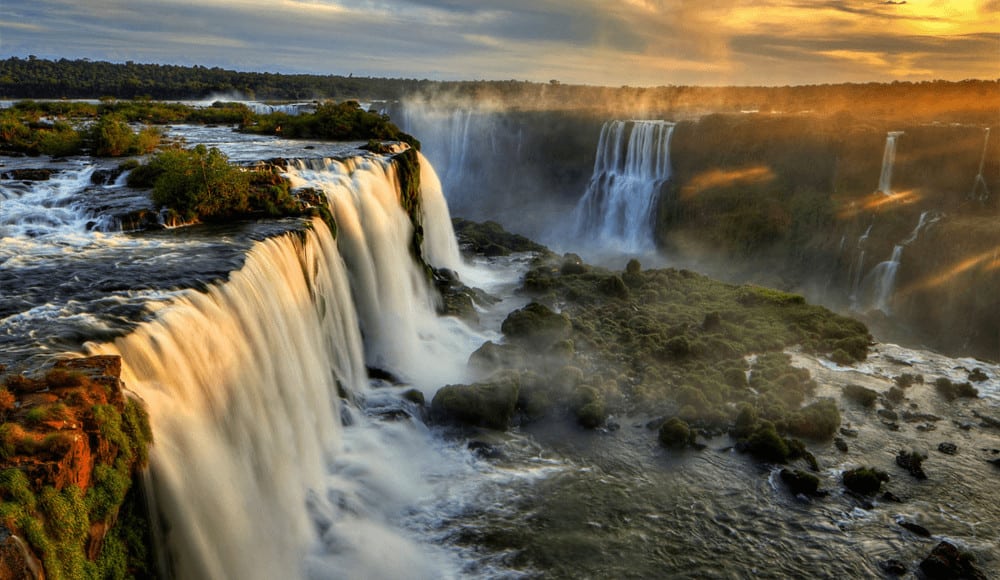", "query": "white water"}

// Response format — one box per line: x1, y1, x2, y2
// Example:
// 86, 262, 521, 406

283, 151, 474, 391
571, 120, 675, 252
84, 150, 526, 578
877, 131, 904, 196
971, 127, 991, 200
860, 210, 938, 314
